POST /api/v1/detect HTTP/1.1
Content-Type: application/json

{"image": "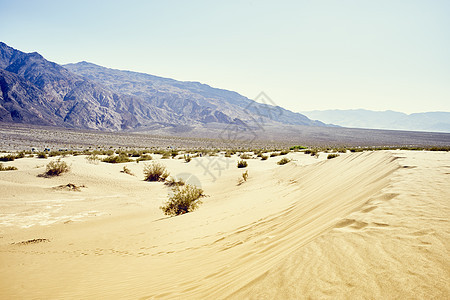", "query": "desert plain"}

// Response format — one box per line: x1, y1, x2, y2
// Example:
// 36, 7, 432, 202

0, 144, 448, 299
